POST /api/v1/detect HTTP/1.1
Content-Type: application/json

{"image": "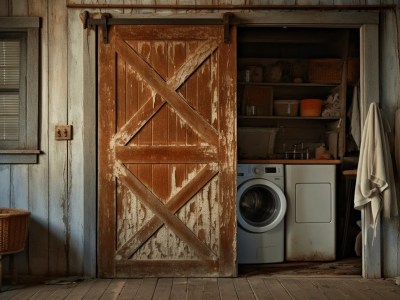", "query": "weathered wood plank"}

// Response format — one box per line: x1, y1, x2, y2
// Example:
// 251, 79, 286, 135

135, 278, 158, 300
365, 279, 400, 300
341, 278, 390, 299
310, 278, 356, 299
134, 39, 155, 261
217, 278, 239, 300
99, 279, 125, 299
233, 278, 256, 300
247, 277, 273, 300
10, 0, 28, 16
117, 279, 143, 300
98, 26, 117, 277
235, 11, 379, 25
82, 279, 112, 300
67, 7, 85, 275
170, 278, 188, 300
216, 25, 237, 277
359, 23, 381, 279
0, 284, 47, 300
0, 166, 11, 207
263, 278, 292, 300
115, 146, 218, 163
64, 280, 96, 300
291, 278, 330, 300
203, 278, 220, 300
150, 38, 169, 257
11, 165, 29, 273
47, 0, 69, 275
187, 278, 206, 300
81, 7, 97, 278
116, 260, 218, 277
28, 285, 58, 300
42, 284, 75, 300
379, 8, 400, 279
152, 278, 173, 300
26, 0, 50, 276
